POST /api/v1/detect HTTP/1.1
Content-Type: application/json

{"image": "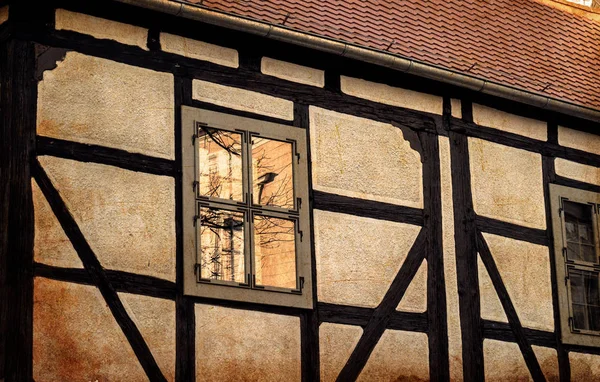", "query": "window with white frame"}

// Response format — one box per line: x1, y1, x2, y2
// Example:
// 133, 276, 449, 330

181, 106, 313, 309
550, 184, 600, 346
